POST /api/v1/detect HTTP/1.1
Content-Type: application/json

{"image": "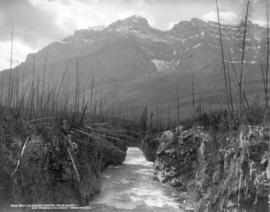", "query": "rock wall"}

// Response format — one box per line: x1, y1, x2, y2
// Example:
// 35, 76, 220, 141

153, 128, 205, 188
12, 136, 102, 206
146, 126, 270, 211
141, 132, 161, 162
196, 126, 269, 212
0, 118, 128, 210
